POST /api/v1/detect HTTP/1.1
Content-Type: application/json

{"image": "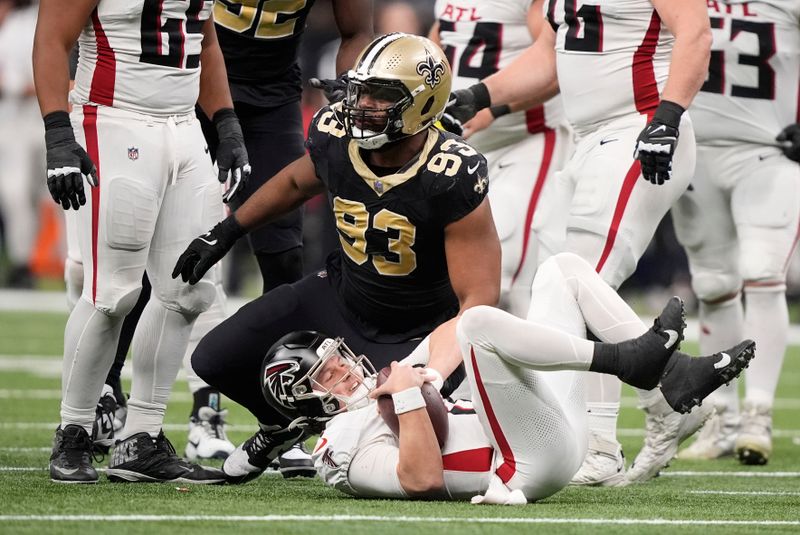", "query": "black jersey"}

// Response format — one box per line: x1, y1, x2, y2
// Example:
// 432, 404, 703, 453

306, 104, 489, 341
213, 0, 317, 107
